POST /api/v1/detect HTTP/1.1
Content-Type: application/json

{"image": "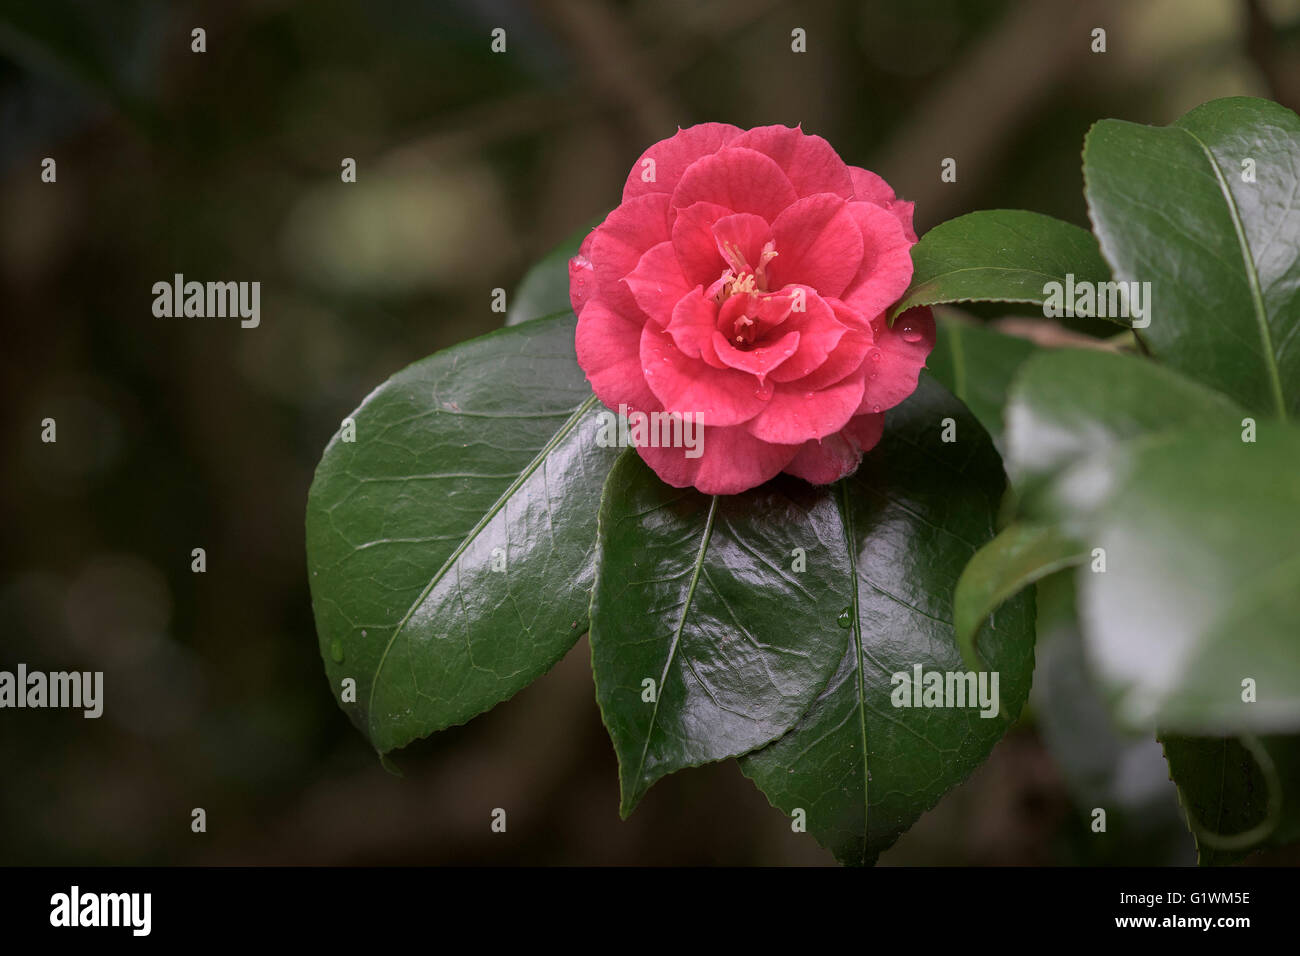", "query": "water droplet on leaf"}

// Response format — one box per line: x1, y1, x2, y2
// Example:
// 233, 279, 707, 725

836, 607, 853, 629
330, 639, 345, 663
